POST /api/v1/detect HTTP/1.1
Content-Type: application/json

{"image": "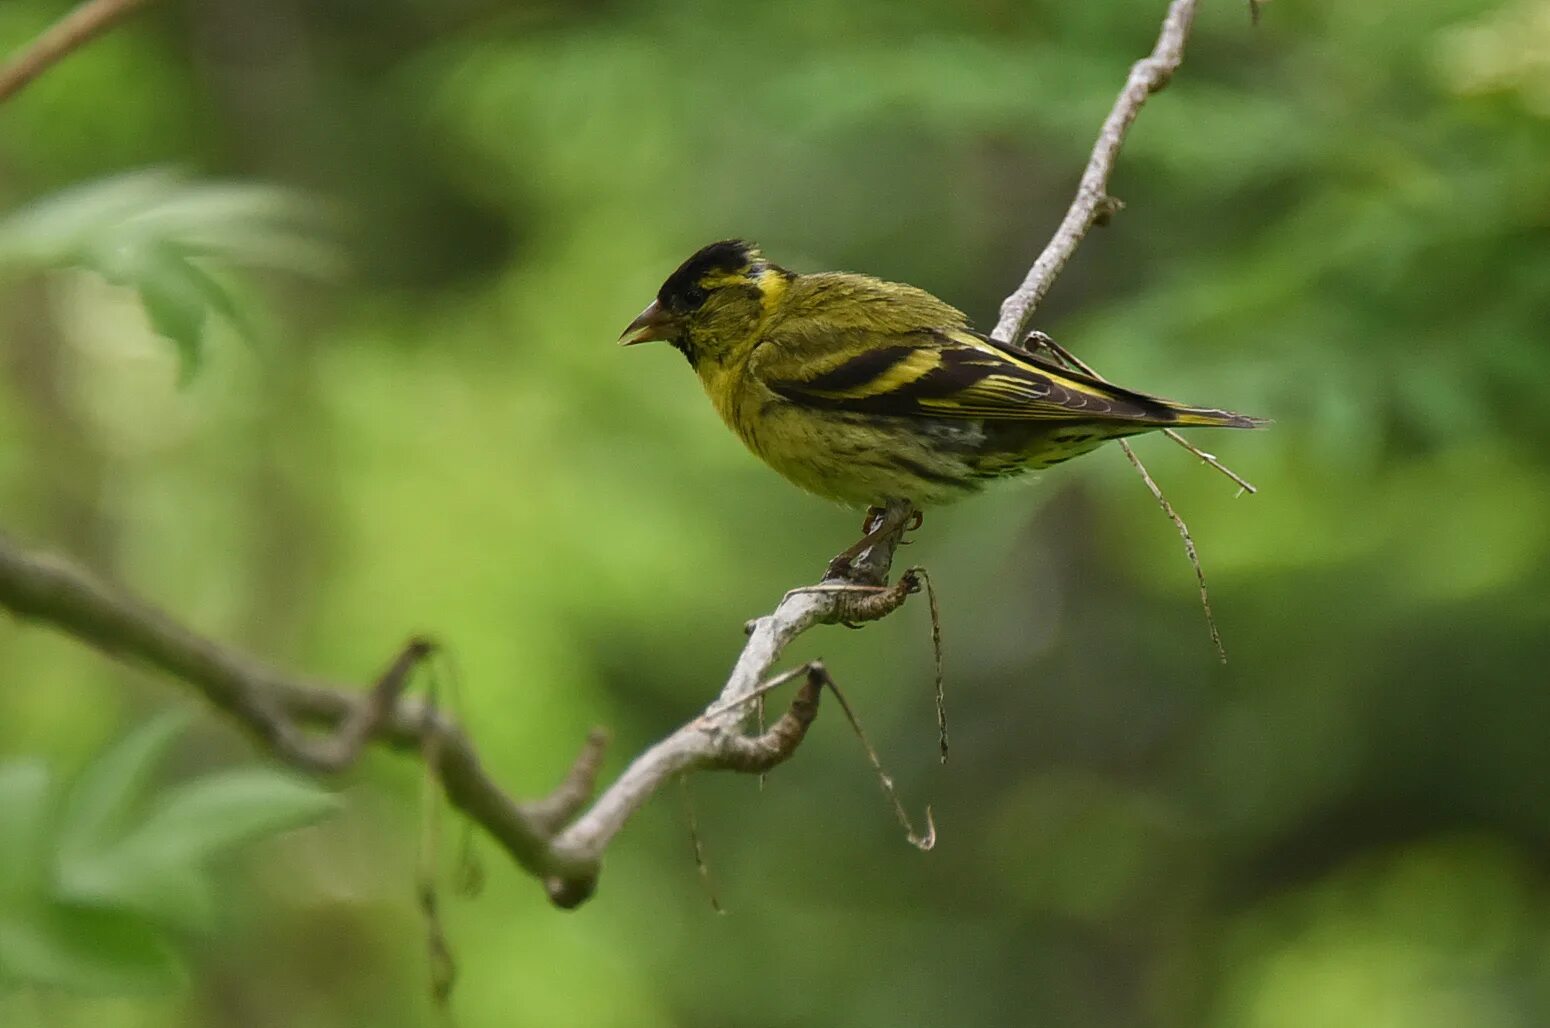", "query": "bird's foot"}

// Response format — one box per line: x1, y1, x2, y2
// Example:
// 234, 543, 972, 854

826, 502, 919, 583
1020, 329, 1057, 356
856, 506, 924, 536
